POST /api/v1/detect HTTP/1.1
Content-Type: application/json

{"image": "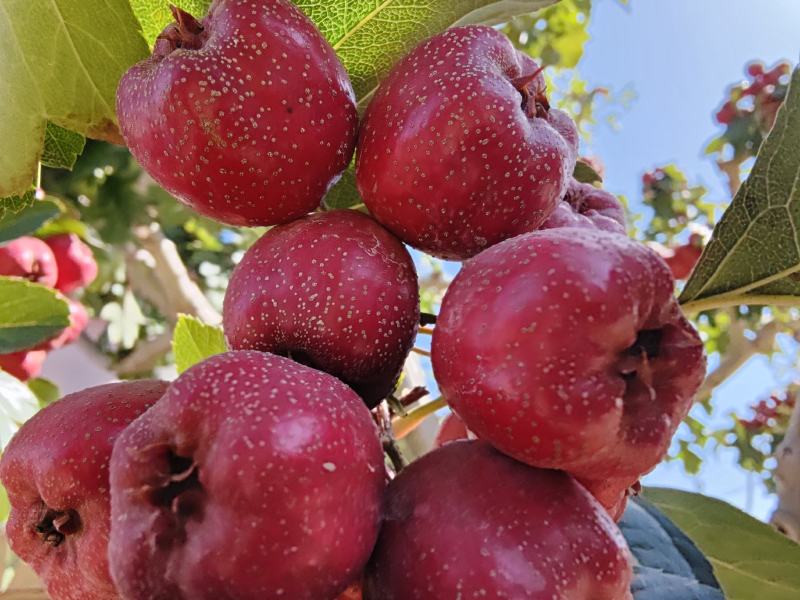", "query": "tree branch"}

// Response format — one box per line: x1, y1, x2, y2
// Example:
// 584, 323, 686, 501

696, 318, 780, 401
114, 332, 172, 376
